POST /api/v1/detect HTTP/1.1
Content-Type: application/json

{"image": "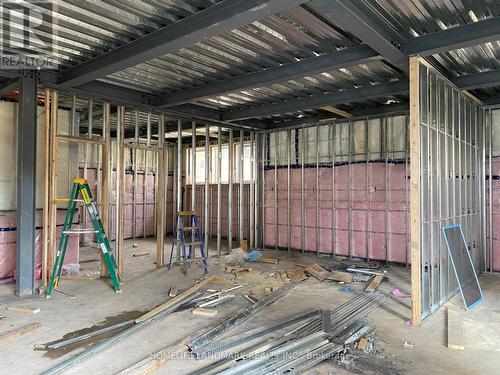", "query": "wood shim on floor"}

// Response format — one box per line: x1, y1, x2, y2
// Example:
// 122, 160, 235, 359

0, 323, 41, 344
5, 305, 40, 314
447, 307, 465, 350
